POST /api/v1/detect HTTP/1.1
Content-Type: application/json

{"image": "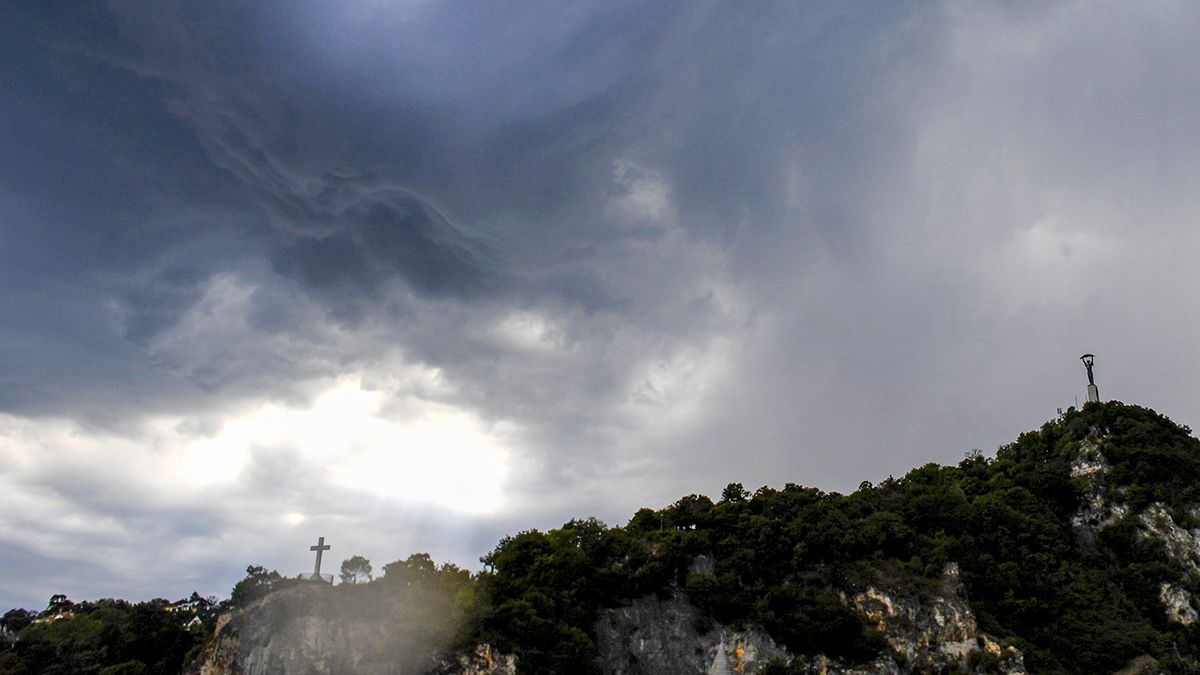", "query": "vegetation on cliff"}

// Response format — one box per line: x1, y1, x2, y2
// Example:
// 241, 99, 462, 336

472, 402, 1200, 673
0, 597, 205, 675
4, 401, 1200, 674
